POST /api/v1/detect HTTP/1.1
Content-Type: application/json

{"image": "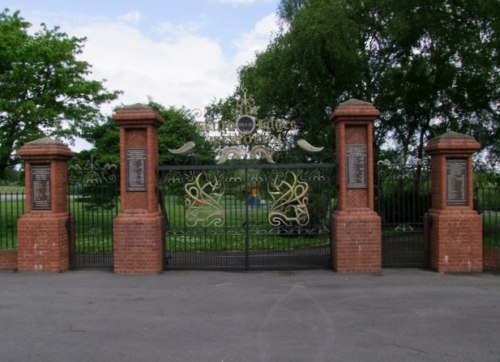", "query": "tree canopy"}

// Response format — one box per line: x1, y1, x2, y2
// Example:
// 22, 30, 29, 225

210, 0, 499, 166
0, 9, 120, 179
75, 101, 215, 168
